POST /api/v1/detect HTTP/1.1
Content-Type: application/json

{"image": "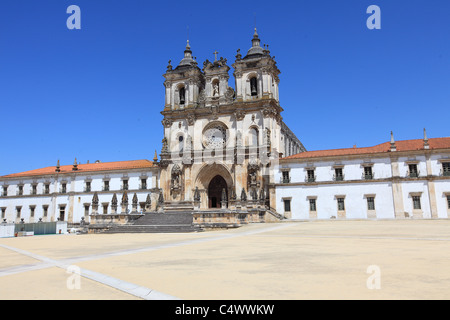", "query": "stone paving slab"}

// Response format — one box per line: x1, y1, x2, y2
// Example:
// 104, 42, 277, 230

0, 220, 450, 300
